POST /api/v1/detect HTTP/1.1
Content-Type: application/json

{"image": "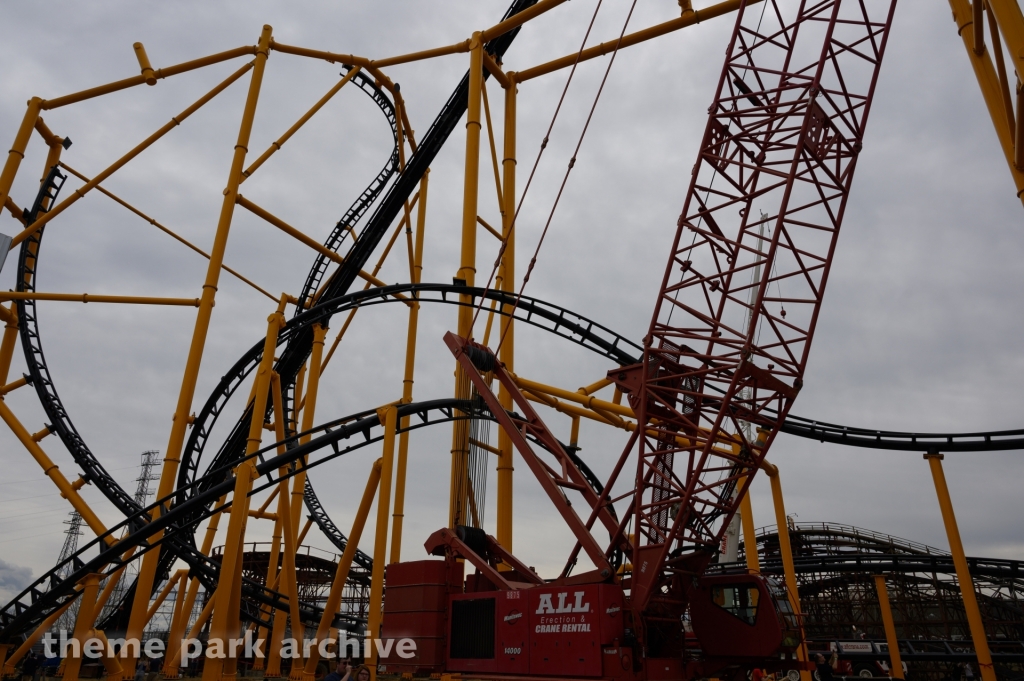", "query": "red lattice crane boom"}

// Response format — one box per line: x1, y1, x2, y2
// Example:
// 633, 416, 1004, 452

416, 0, 898, 677
621, 0, 897, 614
